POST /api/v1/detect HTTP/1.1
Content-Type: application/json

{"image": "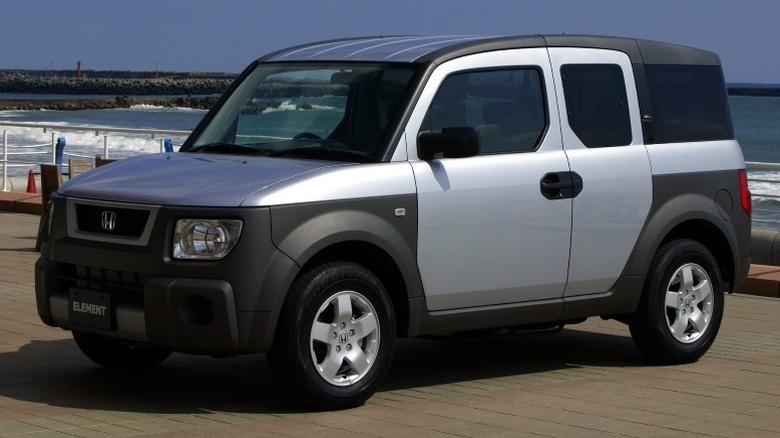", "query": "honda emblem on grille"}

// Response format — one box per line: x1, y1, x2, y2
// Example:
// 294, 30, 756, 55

101, 211, 117, 231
